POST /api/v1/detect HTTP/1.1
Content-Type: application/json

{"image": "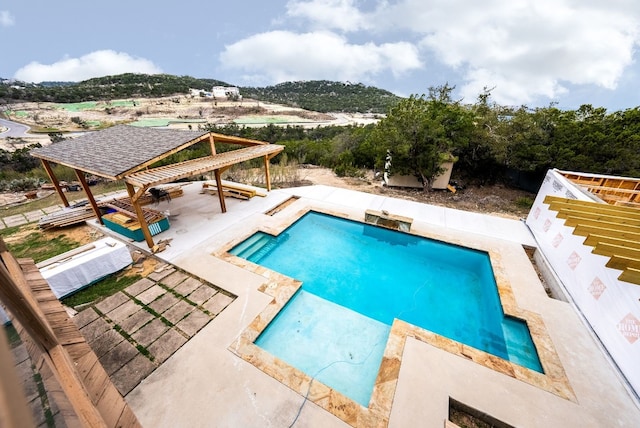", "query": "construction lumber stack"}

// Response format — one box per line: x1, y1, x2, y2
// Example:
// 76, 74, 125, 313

202, 180, 267, 200
38, 206, 96, 230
